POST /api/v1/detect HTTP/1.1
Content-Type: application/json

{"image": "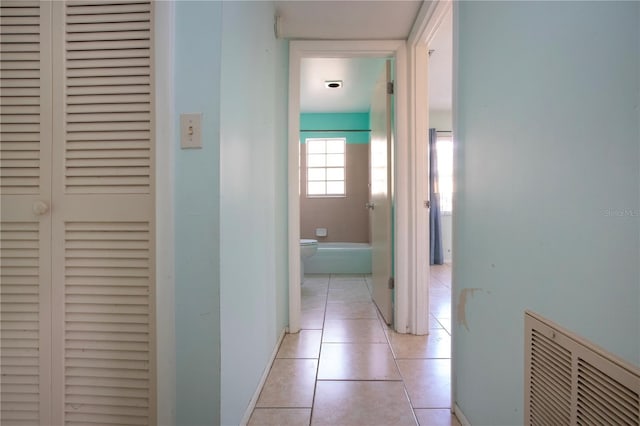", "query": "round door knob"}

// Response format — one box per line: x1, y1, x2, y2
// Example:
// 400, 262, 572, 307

32, 200, 49, 216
